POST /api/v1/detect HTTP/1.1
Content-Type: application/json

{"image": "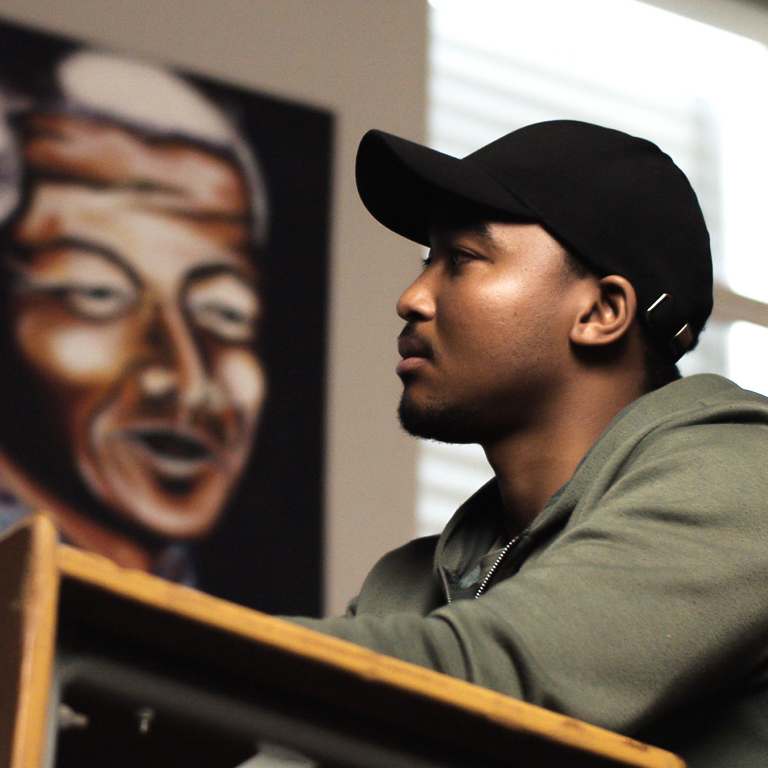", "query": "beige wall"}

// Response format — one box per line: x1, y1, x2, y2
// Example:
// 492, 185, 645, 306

0, 0, 428, 616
